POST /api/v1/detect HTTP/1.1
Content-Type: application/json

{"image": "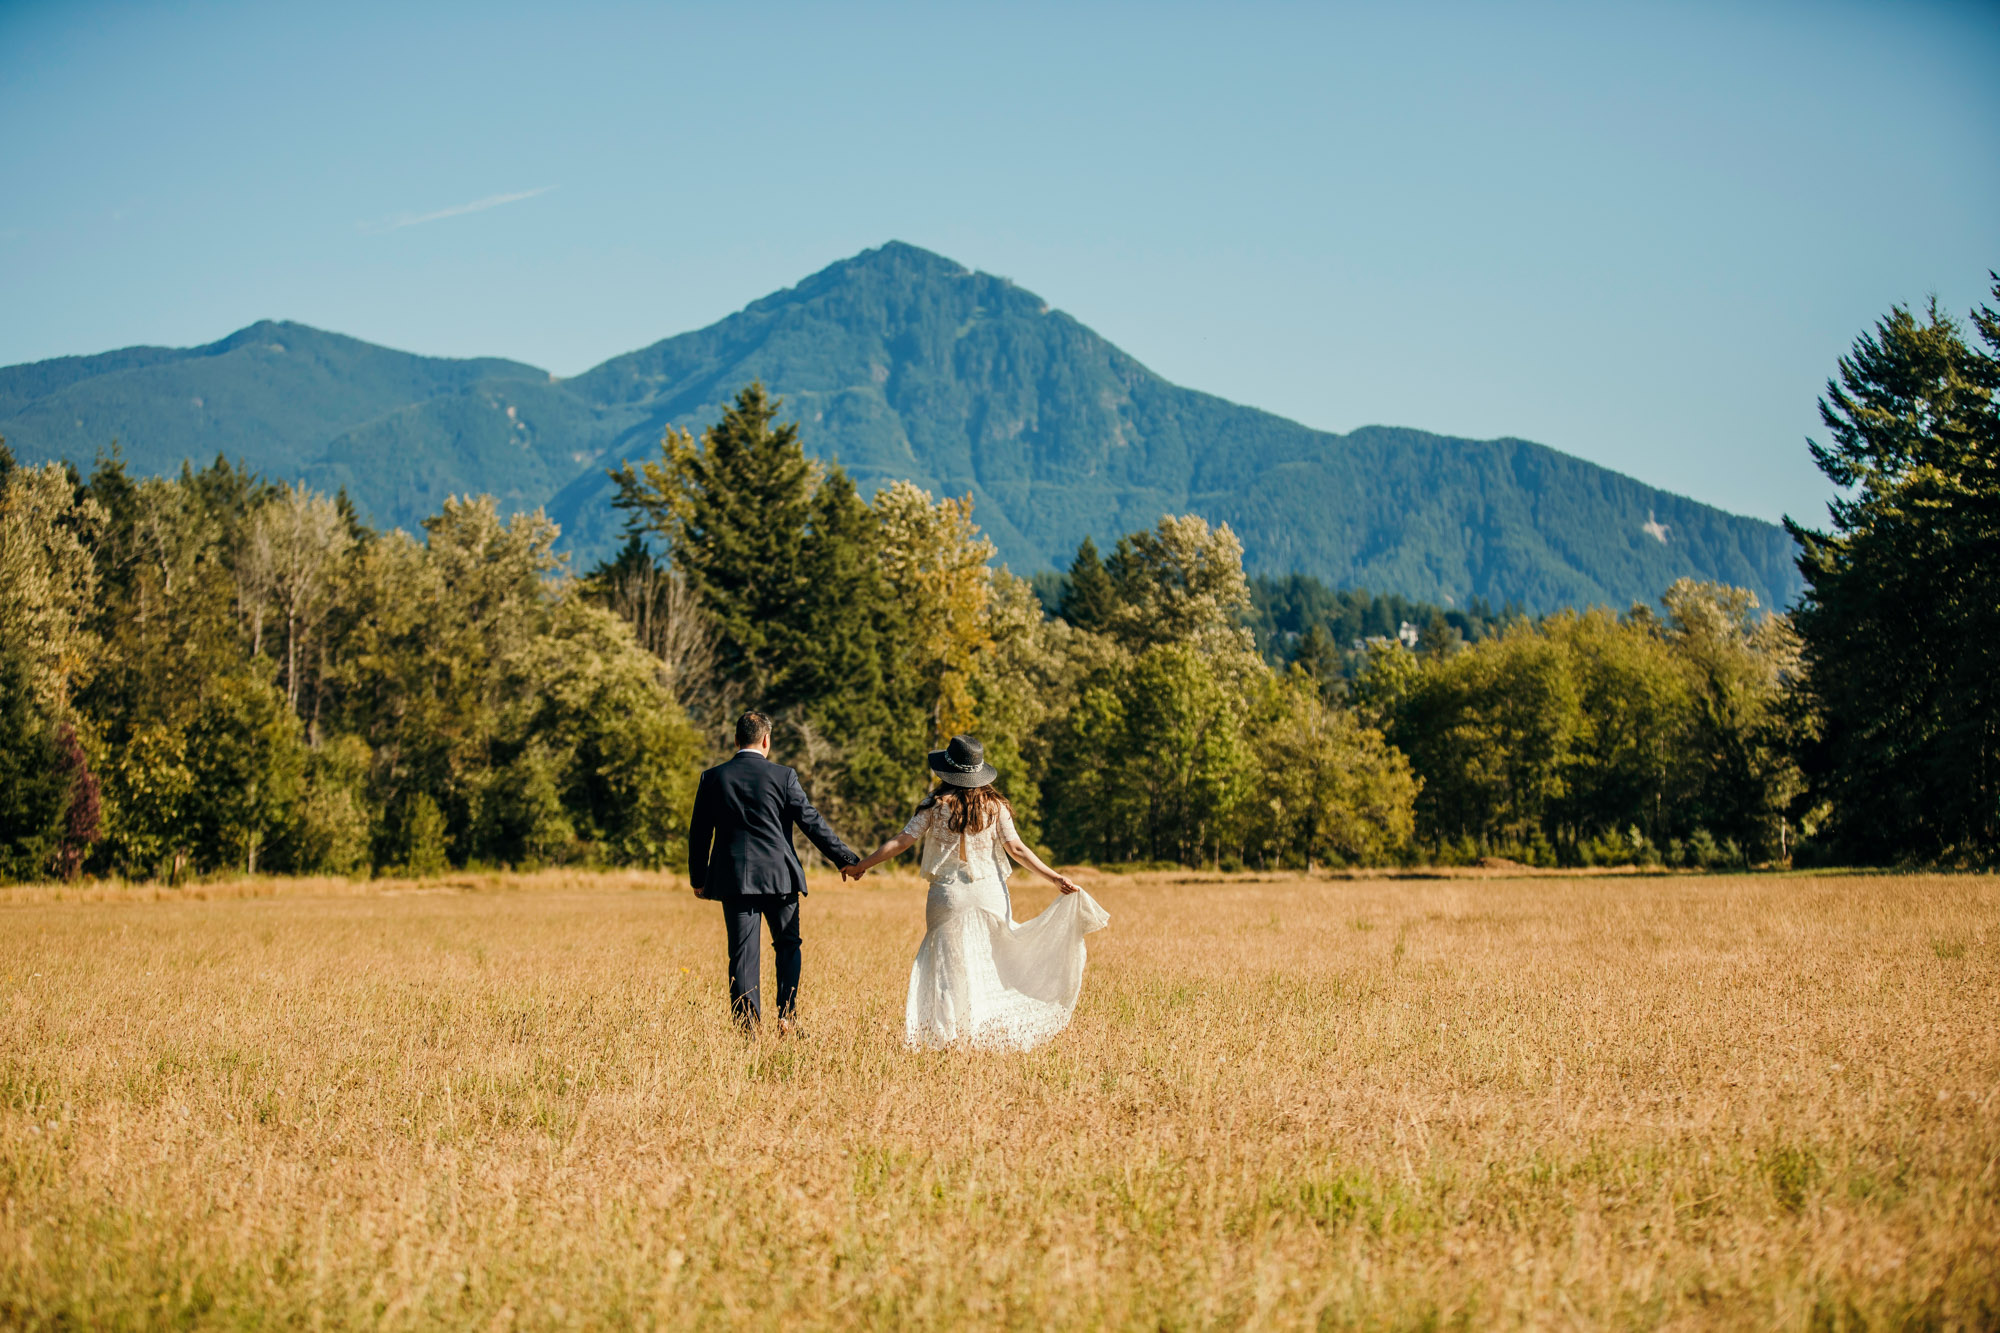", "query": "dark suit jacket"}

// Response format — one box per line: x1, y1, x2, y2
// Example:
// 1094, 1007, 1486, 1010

688, 751, 858, 898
